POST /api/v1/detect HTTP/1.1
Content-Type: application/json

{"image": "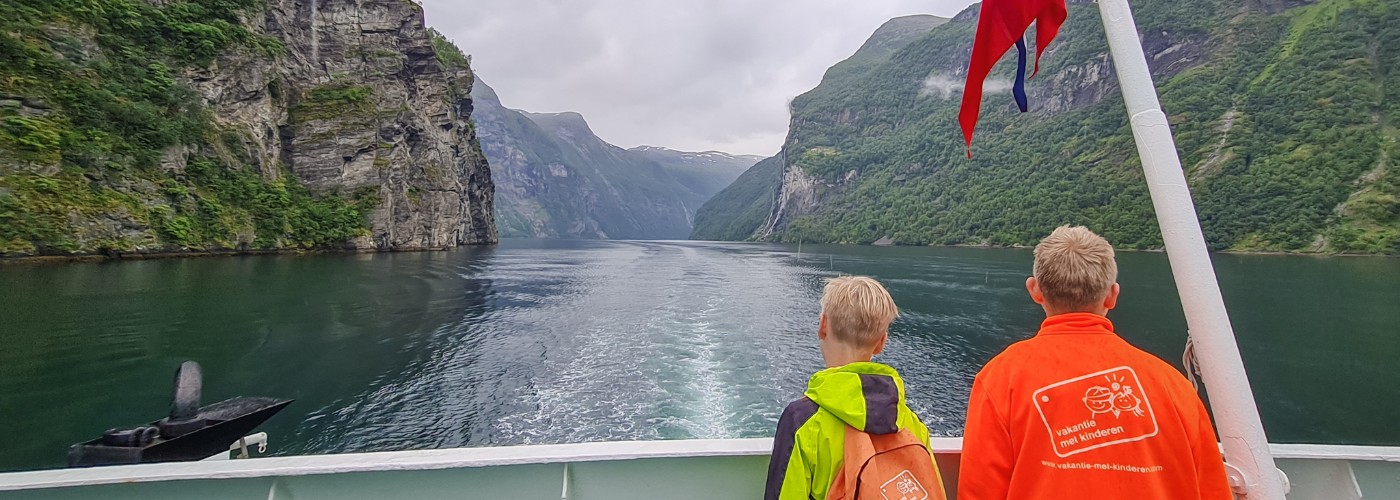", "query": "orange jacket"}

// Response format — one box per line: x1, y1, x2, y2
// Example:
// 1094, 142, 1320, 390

958, 313, 1232, 500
